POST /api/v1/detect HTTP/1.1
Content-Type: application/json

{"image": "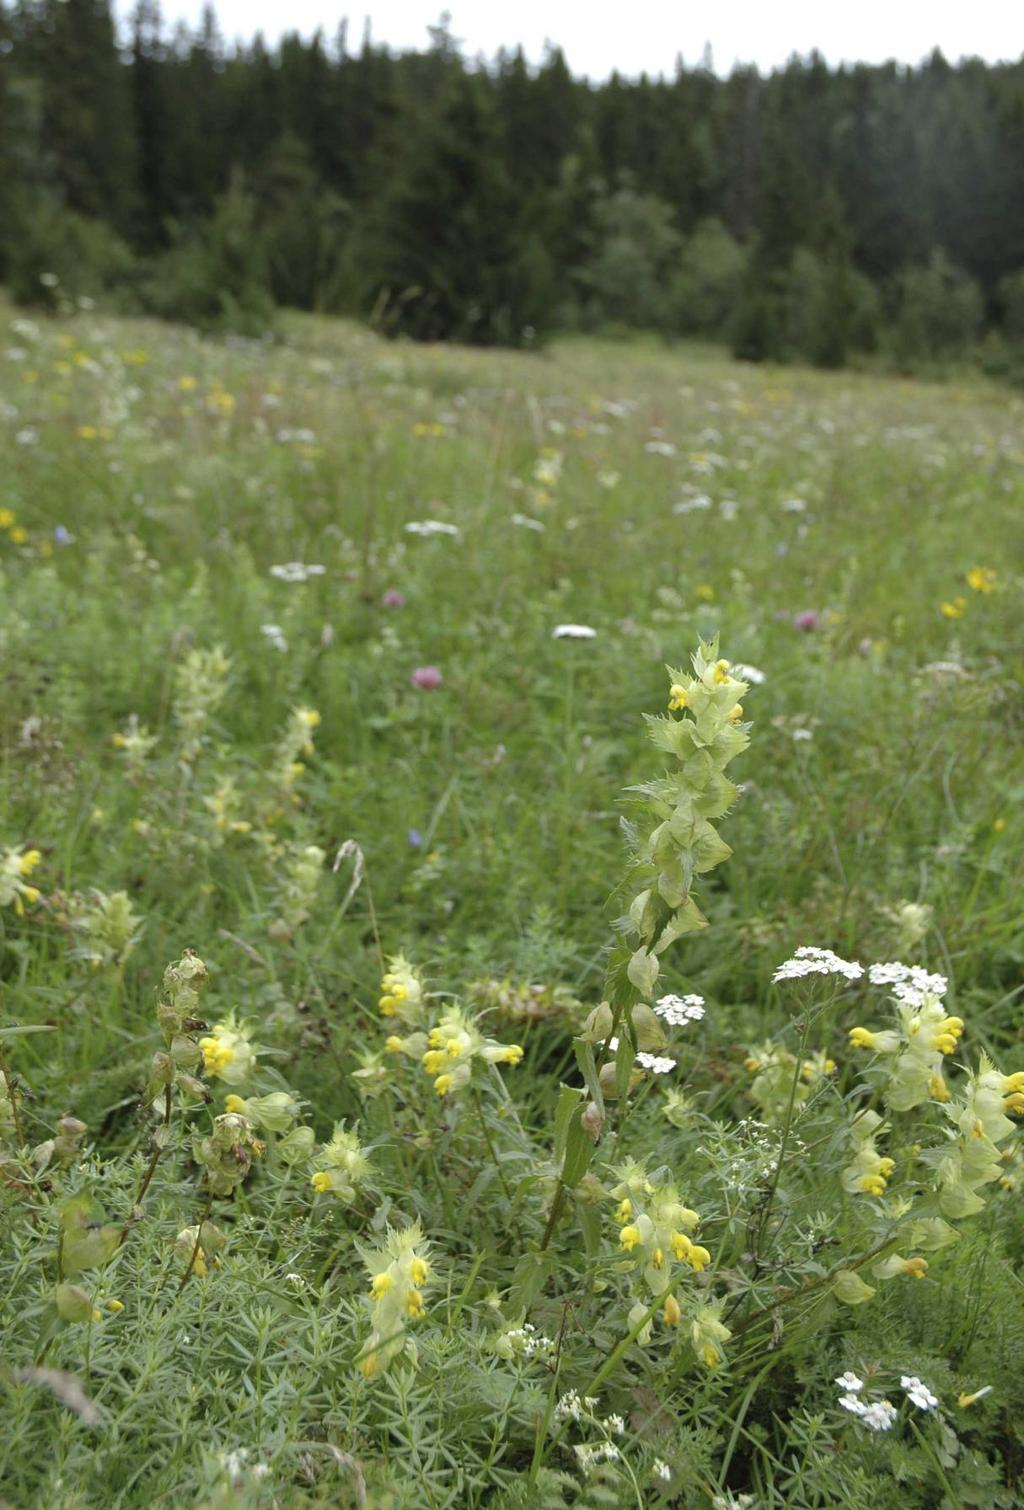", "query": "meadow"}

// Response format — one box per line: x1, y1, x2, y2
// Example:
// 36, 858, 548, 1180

0, 298, 1022, 1508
